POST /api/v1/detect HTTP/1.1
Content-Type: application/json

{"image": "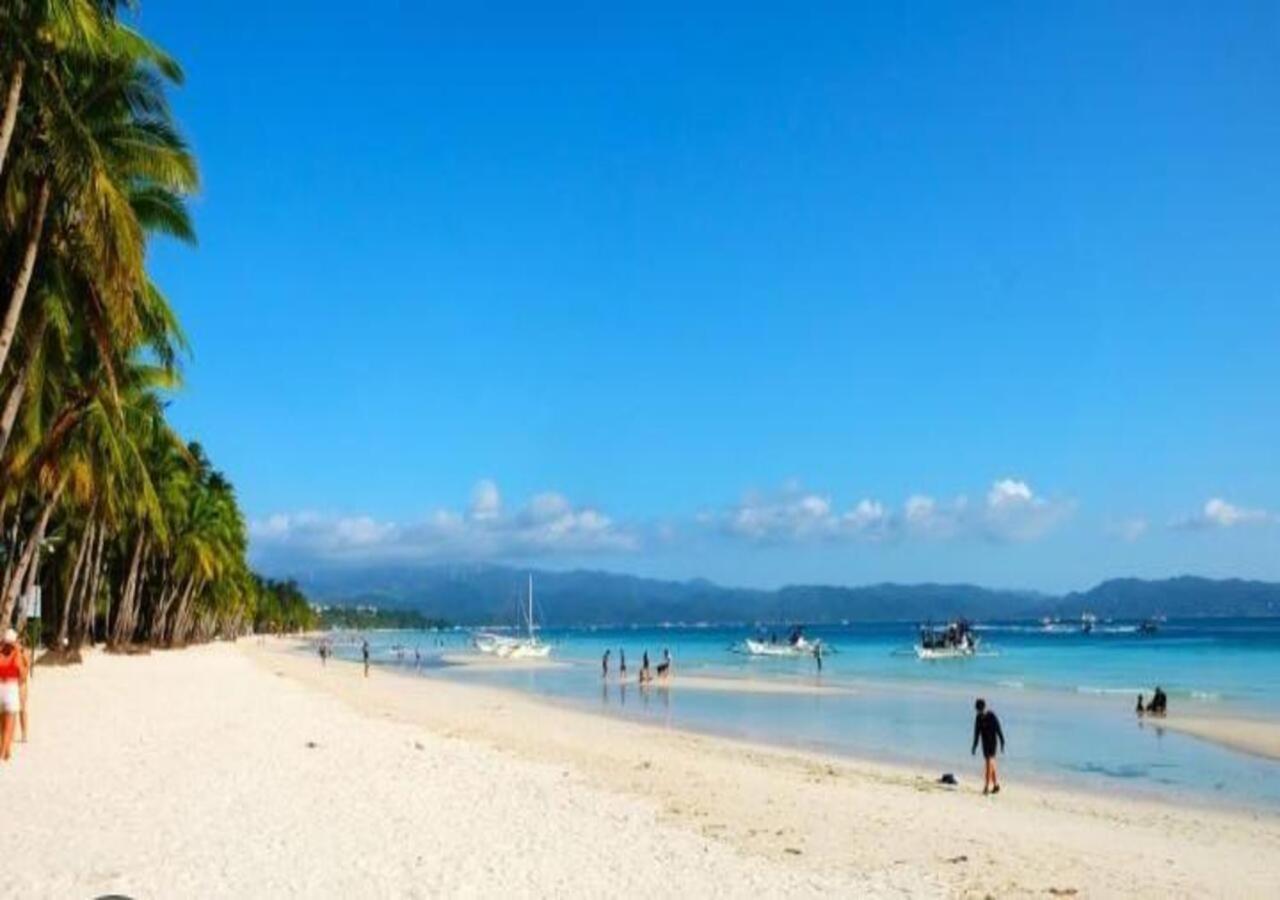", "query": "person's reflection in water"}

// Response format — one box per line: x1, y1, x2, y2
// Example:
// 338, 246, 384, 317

619, 681, 627, 707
